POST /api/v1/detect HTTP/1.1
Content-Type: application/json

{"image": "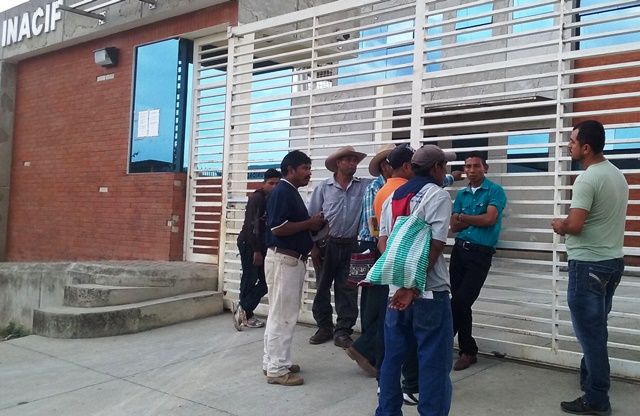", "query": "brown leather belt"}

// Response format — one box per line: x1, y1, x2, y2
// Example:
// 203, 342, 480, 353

269, 247, 308, 262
